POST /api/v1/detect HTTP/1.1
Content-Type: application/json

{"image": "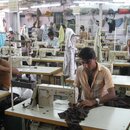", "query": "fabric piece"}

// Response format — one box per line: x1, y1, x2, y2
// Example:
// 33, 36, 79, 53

73, 63, 114, 99
104, 96, 130, 108
58, 104, 90, 130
